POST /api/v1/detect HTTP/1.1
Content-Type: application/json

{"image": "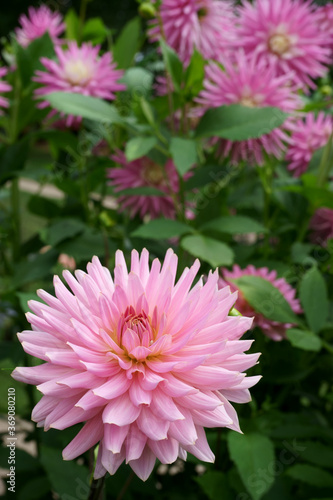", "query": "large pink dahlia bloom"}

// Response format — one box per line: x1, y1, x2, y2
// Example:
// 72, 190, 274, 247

286, 112, 333, 177
197, 51, 301, 165
15, 5, 65, 48
236, 0, 331, 89
108, 152, 180, 220
12, 249, 260, 481
149, 0, 237, 64
0, 68, 11, 114
309, 208, 333, 247
34, 42, 125, 127
220, 265, 302, 341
